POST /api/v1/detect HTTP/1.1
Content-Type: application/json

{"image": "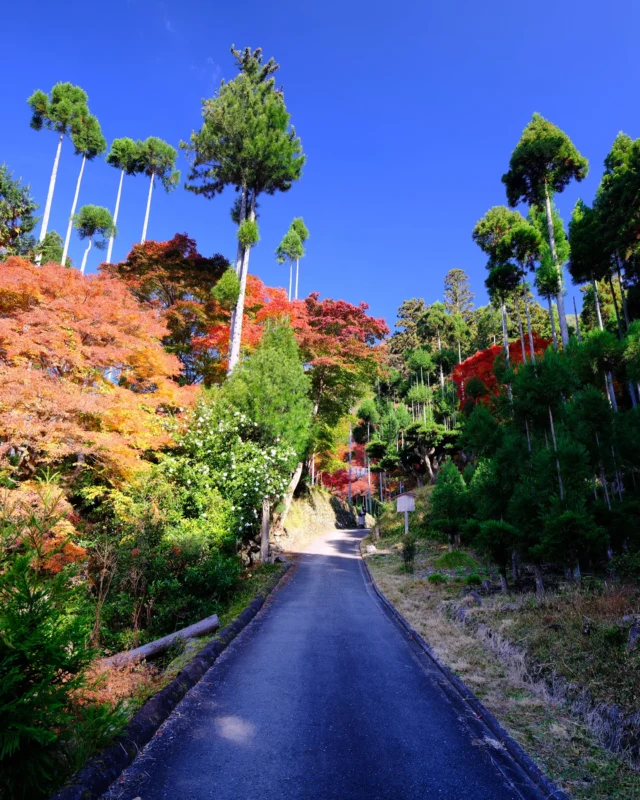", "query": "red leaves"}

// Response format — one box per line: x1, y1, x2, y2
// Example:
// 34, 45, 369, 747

0, 257, 192, 480
452, 334, 550, 405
